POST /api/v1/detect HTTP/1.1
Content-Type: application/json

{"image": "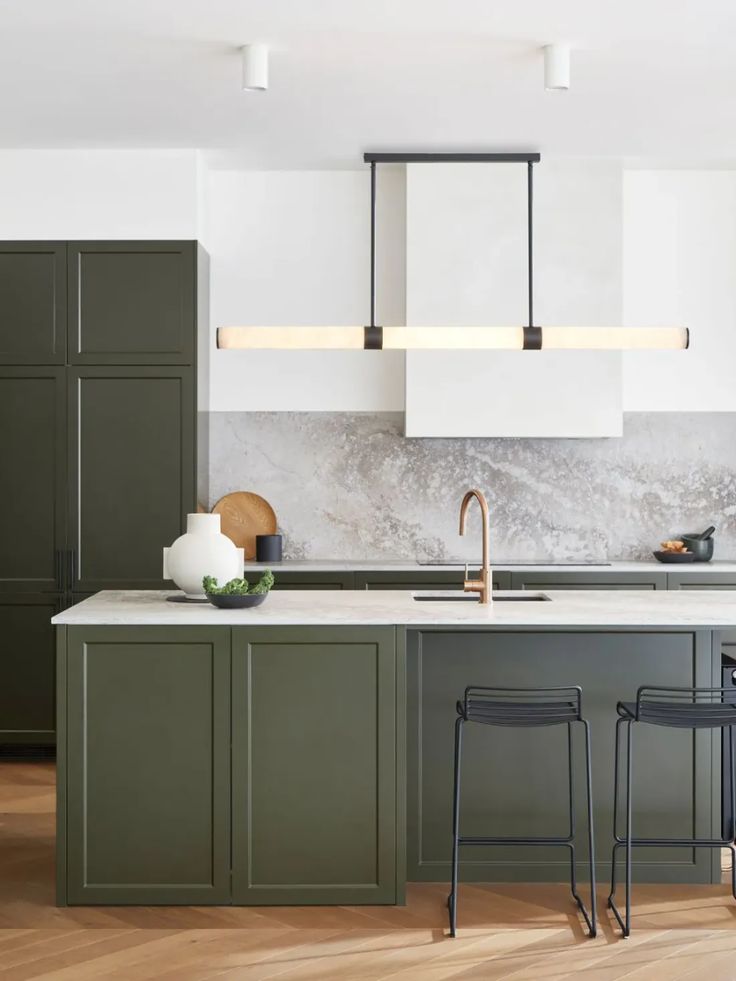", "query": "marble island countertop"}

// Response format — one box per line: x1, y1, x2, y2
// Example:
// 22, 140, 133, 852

243, 559, 736, 573
53, 588, 736, 628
